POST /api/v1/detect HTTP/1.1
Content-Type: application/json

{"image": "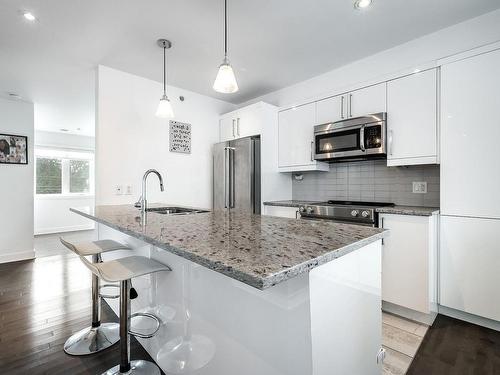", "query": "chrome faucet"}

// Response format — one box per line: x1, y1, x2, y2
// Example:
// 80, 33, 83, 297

135, 169, 164, 214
